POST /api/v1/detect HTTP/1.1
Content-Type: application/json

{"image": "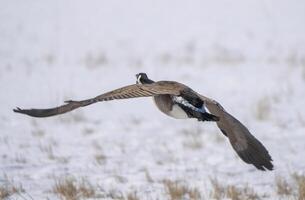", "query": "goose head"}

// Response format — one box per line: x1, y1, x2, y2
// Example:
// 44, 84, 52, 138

136, 73, 154, 84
